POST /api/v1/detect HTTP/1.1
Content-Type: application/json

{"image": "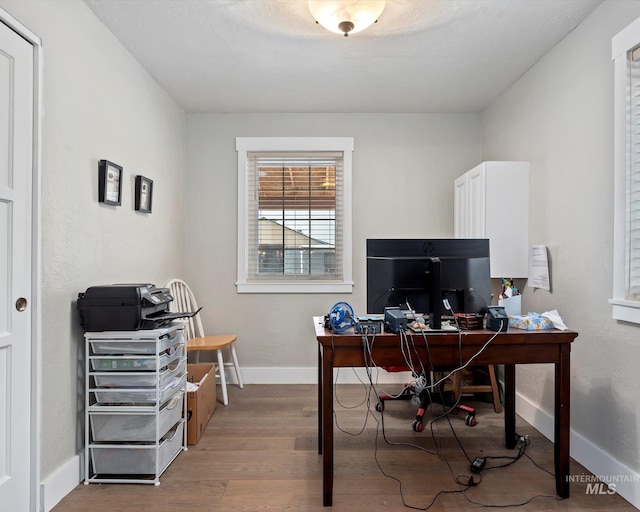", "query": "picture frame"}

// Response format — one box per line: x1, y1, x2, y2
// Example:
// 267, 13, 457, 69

98, 160, 123, 206
135, 175, 153, 213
